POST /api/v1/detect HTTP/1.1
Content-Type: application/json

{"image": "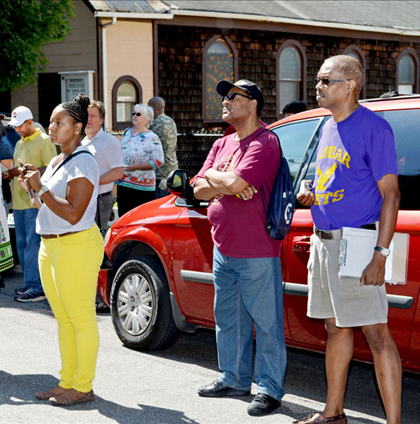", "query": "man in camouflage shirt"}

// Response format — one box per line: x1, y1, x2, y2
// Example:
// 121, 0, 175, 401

148, 97, 178, 198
